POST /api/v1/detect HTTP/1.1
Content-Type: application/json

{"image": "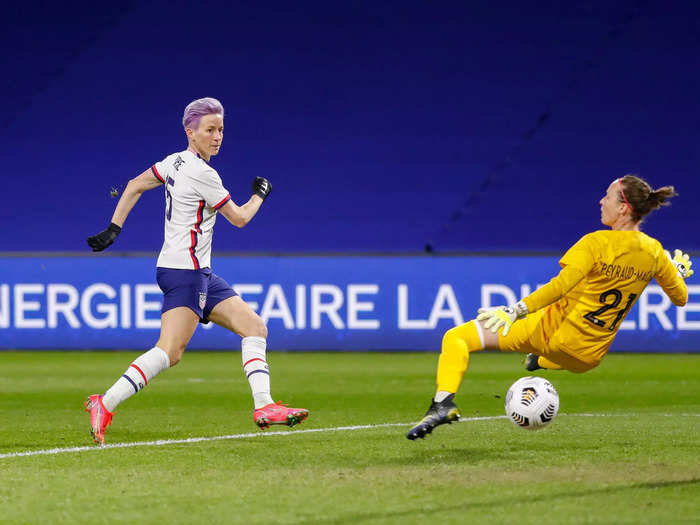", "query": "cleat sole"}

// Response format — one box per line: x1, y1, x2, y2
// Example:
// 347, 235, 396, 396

447, 408, 461, 422
84, 395, 111, 446
286, 410, 309, 427
255, 409, 309, 429
255, 417, 271, 429
406, 405, 462, 440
